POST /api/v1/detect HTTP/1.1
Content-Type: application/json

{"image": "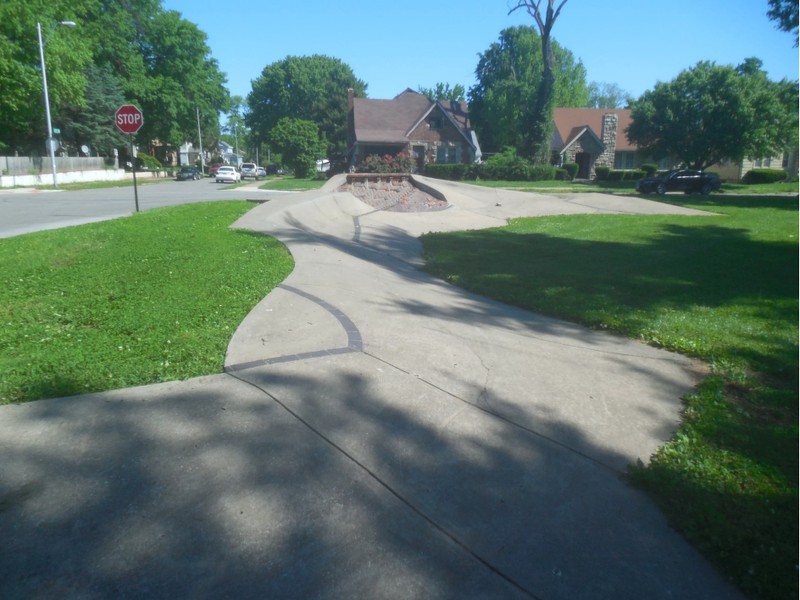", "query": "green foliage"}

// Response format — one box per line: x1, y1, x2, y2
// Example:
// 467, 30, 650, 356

468, 26, 589, 155
594, 165, 611, 180
562, 162, 579, 180
358, 152, 415, 173
529, 163, 557, 181
587, 81, 633, 108
0, 202, 294, 404
476, 147, 533, 181
627, 58, 799, 170
135, 152, 162, 171
268, 117, 324, 179
0, 0, 229, 154
640, 163, 658, 177
247, 55, 367, 164
768, 0, 799, 45
607, 169, 646, 181
424, 163, 470, 181
742, 168, 788, 184
418, 82, 466, 101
